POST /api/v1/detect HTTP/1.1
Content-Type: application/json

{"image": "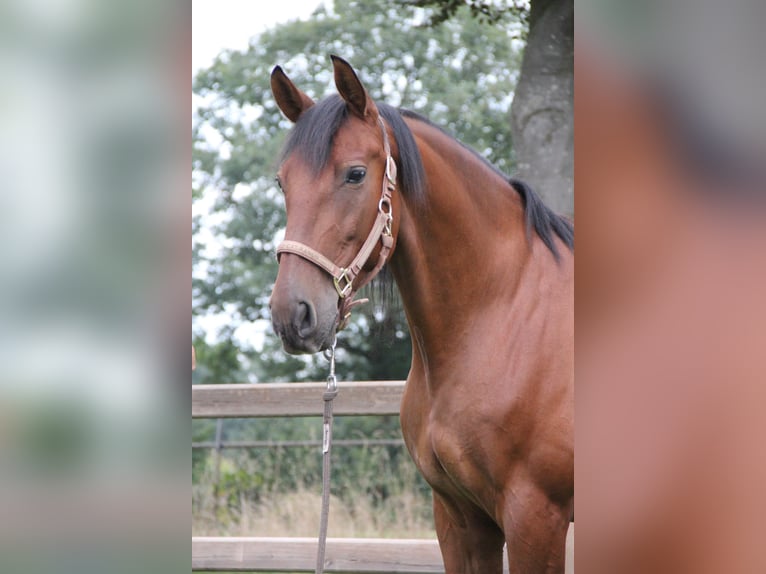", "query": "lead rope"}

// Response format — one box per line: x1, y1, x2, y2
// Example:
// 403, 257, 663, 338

315, 336, 338, 574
